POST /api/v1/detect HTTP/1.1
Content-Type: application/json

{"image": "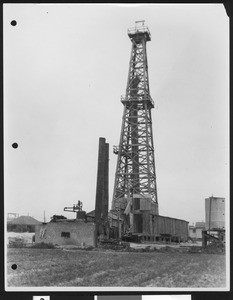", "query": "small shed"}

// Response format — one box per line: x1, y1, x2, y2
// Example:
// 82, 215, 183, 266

189, 222, 205, 240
